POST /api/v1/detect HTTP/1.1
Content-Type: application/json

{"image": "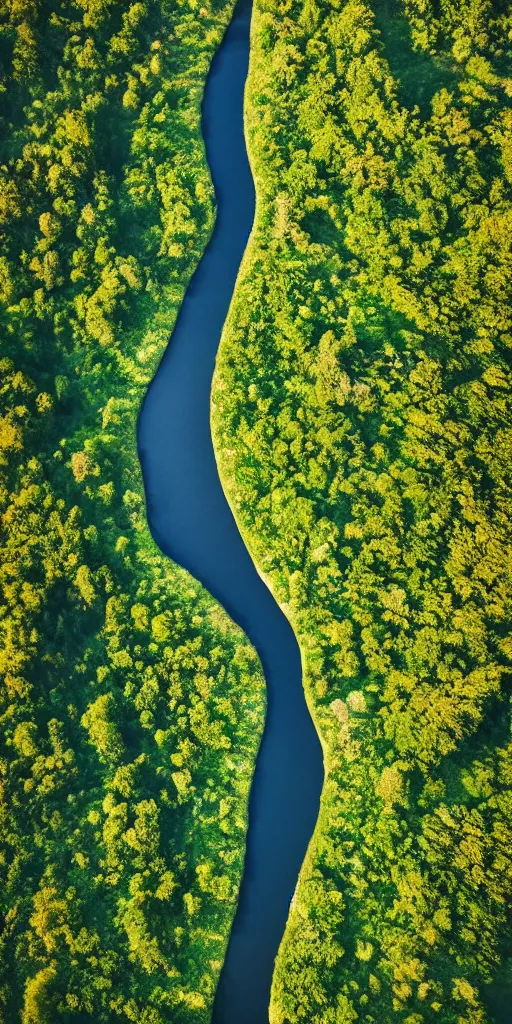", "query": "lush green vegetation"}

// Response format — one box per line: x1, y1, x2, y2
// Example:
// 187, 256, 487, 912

213, 0, 512, 1021
3, 0, 512, 1020
0, 0, 266, 1020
